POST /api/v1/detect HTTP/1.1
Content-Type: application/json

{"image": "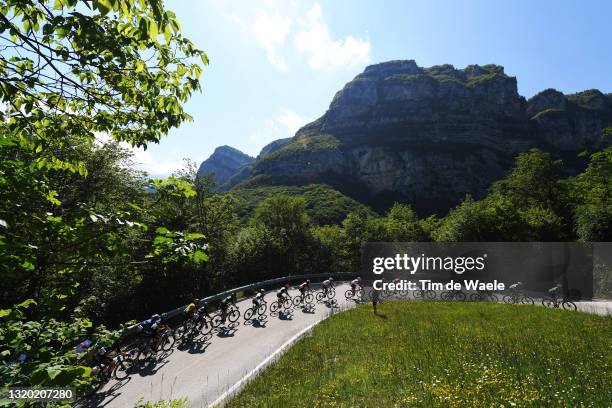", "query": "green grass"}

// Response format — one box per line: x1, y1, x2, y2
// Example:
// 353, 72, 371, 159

227, 302, 611, 407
